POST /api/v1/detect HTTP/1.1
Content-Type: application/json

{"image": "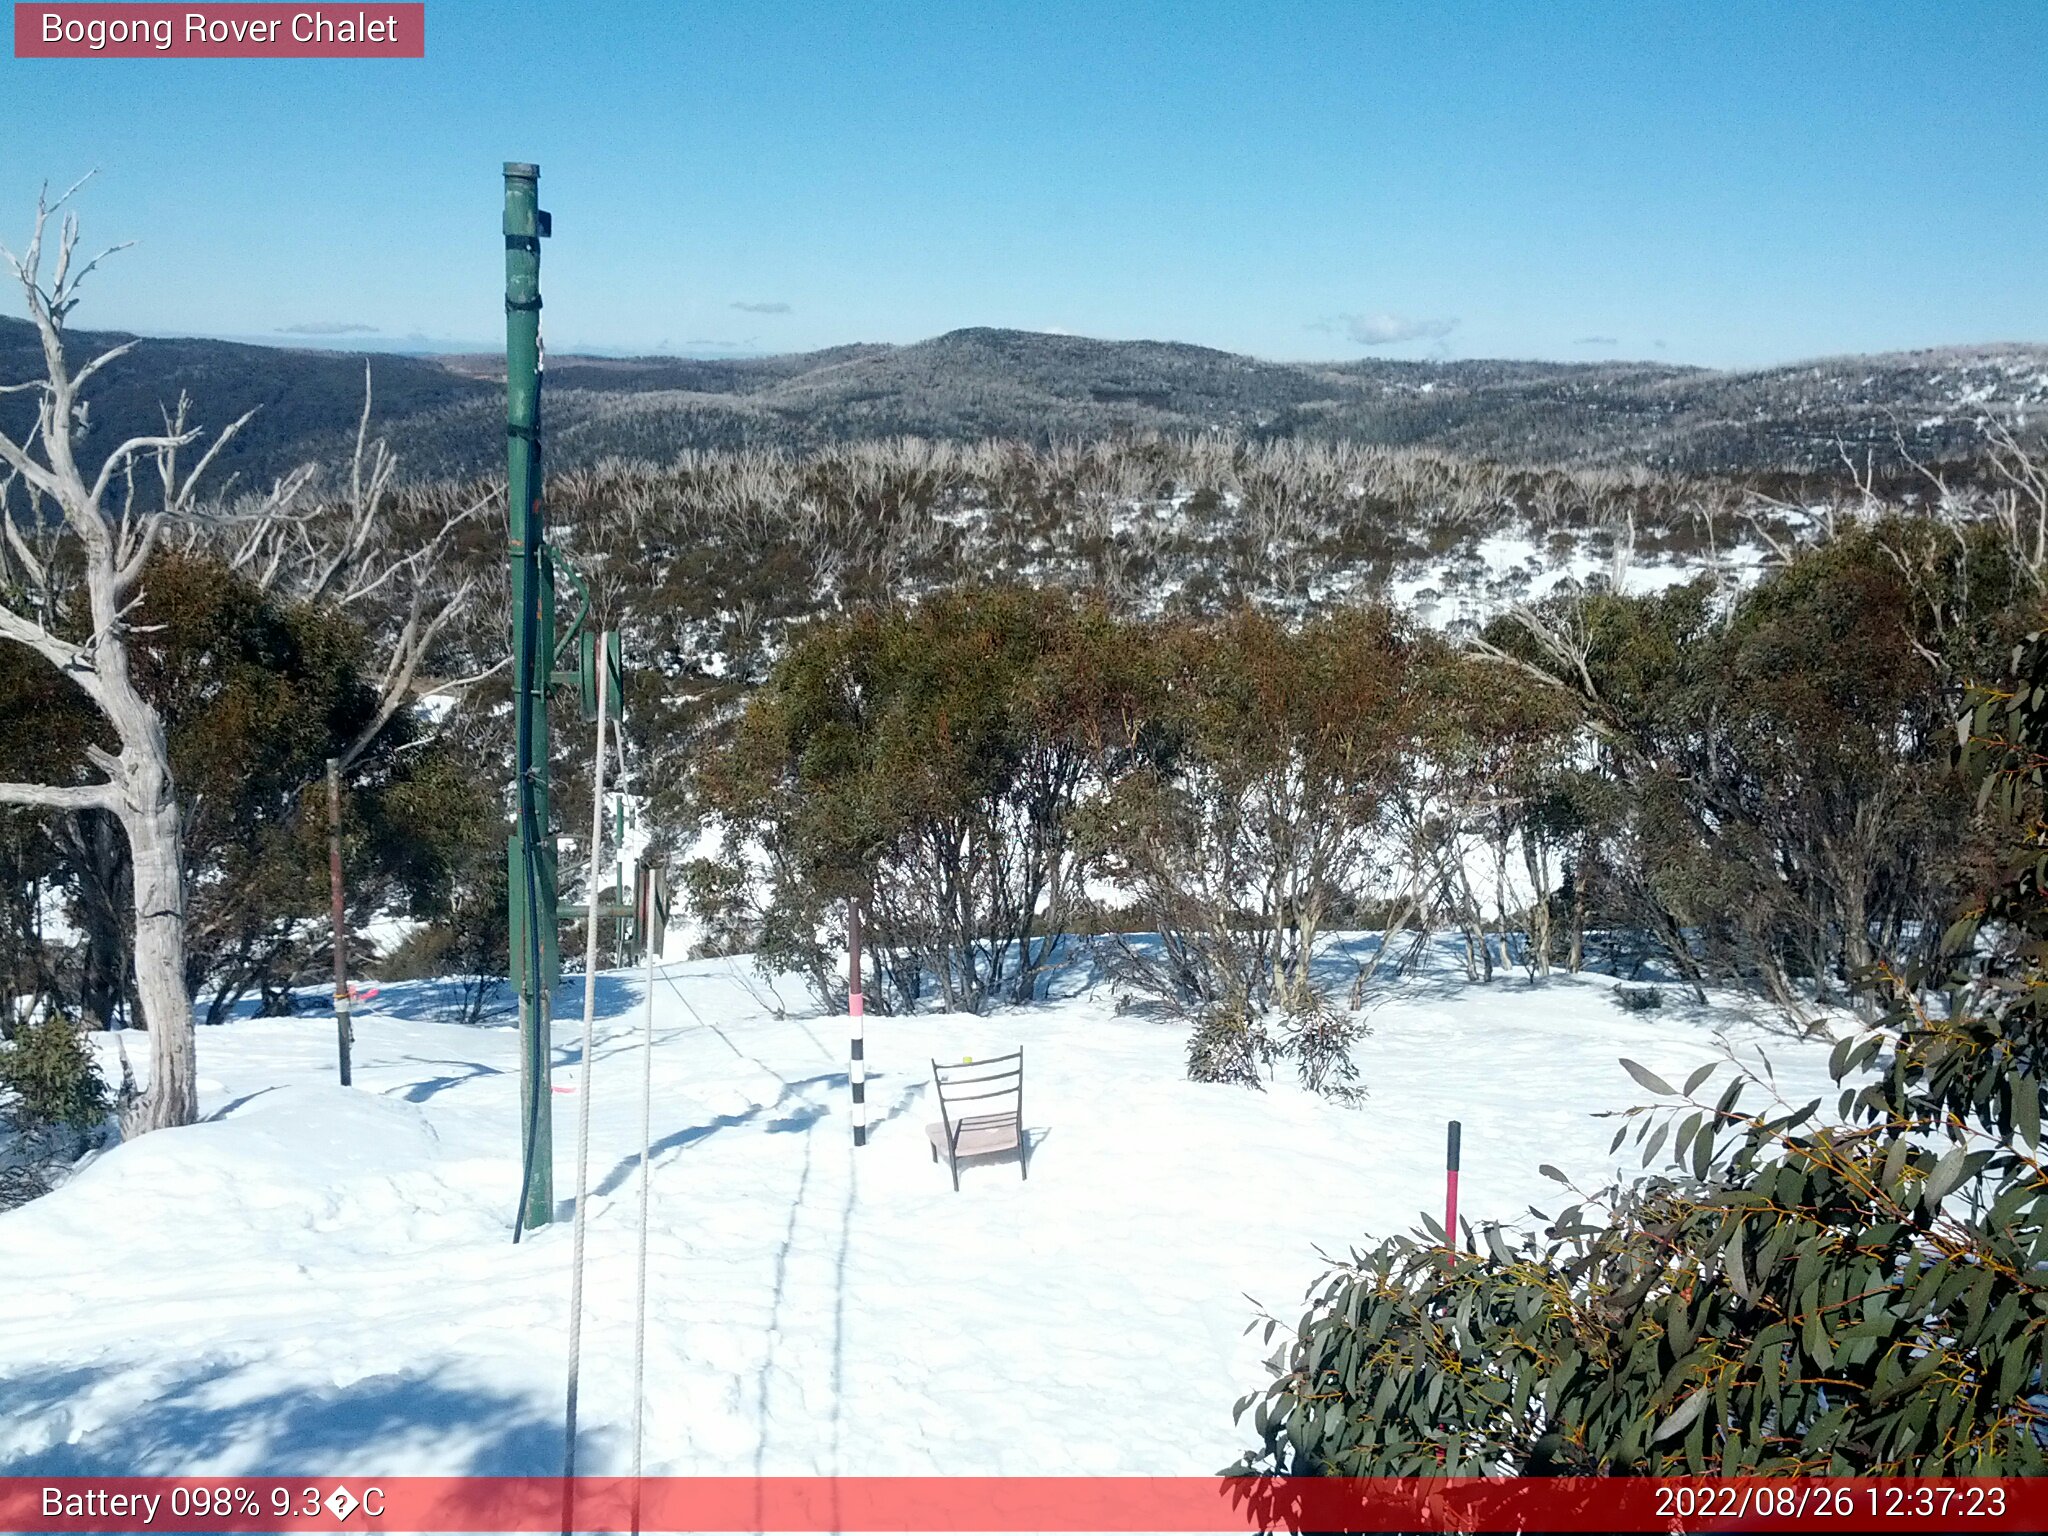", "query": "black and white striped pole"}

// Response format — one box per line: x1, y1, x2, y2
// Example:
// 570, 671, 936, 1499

849, 898, 867, 1147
